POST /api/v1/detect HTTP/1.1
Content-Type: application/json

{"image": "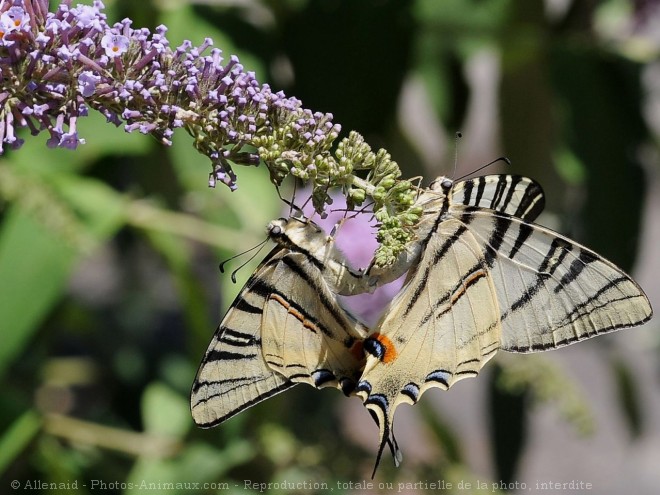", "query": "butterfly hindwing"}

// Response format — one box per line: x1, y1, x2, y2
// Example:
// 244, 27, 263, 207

262, 251, 367, 392
356, 218, 502, 473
